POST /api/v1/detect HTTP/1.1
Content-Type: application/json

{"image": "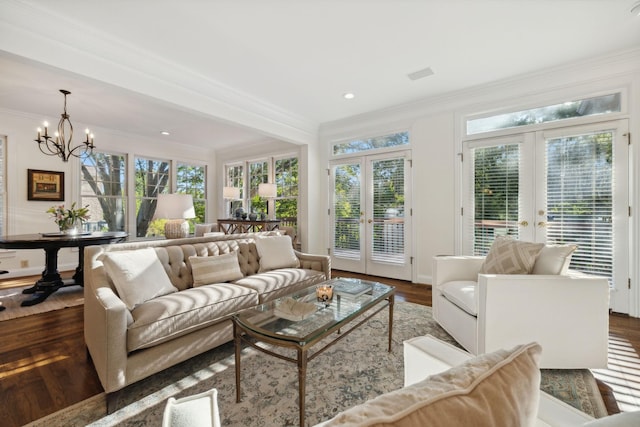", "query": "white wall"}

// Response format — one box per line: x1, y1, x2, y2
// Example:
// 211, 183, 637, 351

0, 109, 215, 277
319, 48, 640, 305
